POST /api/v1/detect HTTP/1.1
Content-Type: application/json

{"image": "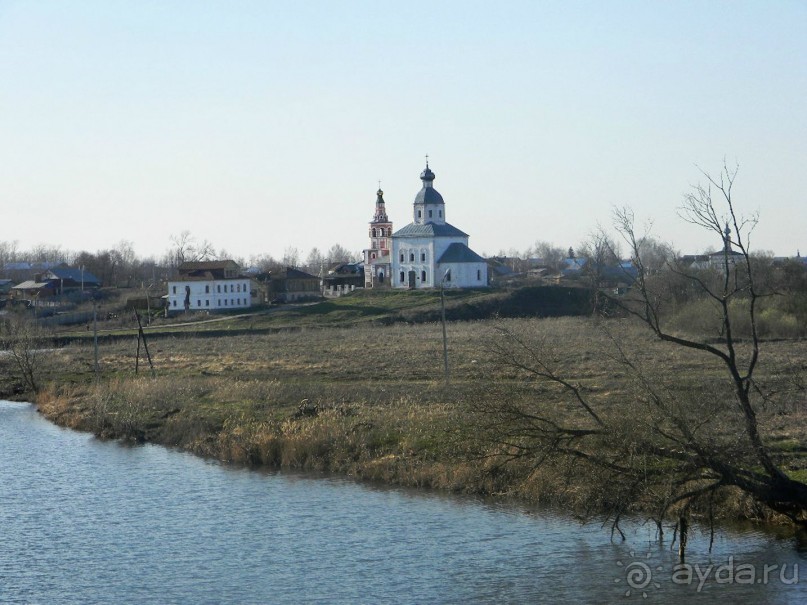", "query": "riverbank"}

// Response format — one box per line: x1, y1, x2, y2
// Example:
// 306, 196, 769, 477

21, 315, 807, 524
